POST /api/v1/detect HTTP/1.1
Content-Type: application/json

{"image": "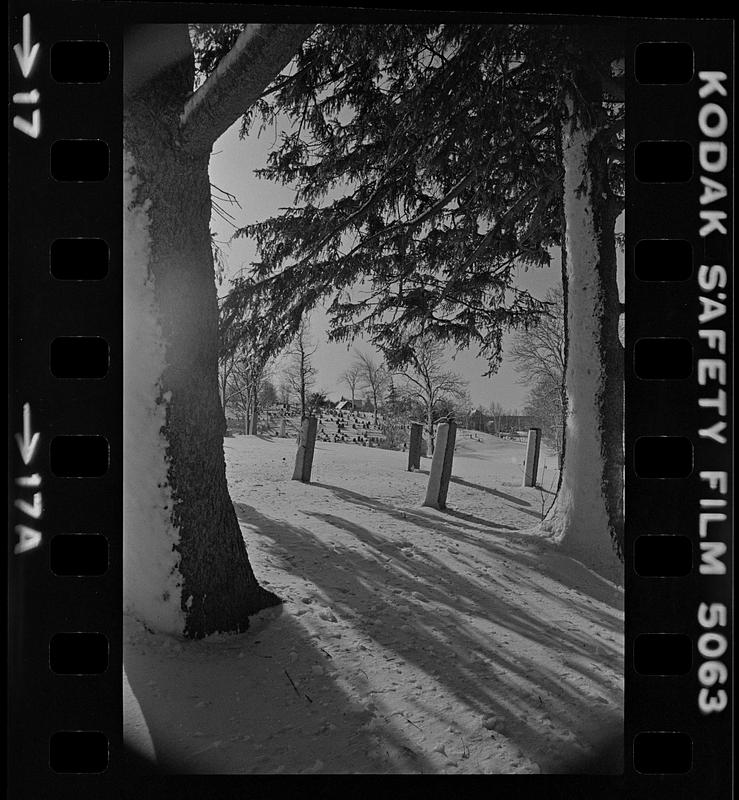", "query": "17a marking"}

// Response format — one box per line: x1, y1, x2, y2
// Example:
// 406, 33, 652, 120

14, 403, 42, 553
